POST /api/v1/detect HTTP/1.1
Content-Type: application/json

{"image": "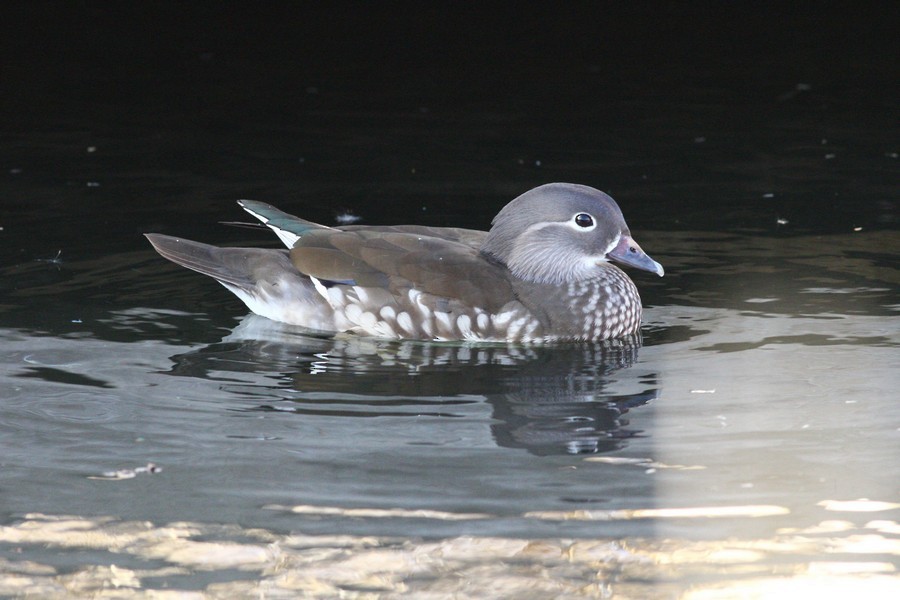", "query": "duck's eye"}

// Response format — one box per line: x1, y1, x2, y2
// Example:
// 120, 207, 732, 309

574, 213, 594, 228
